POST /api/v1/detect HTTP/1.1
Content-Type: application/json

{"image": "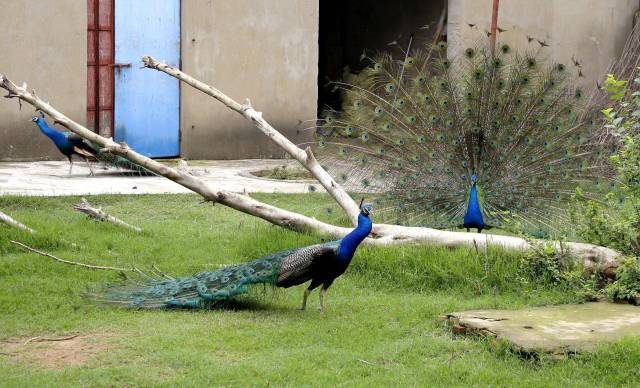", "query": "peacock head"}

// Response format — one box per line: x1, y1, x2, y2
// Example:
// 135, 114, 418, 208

359, 198, 373, 217
30, 111, 45, 123
470, 173, 477, 185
